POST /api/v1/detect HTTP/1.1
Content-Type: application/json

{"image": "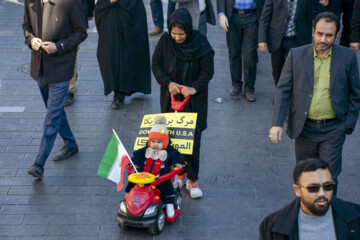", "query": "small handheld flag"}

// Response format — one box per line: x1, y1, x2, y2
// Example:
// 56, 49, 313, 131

97, 129, 137, 191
